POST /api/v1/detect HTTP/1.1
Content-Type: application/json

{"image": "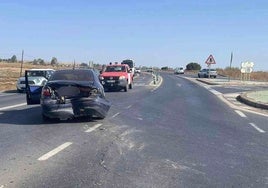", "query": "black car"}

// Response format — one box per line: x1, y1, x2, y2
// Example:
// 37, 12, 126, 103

25, 69, 111, 121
